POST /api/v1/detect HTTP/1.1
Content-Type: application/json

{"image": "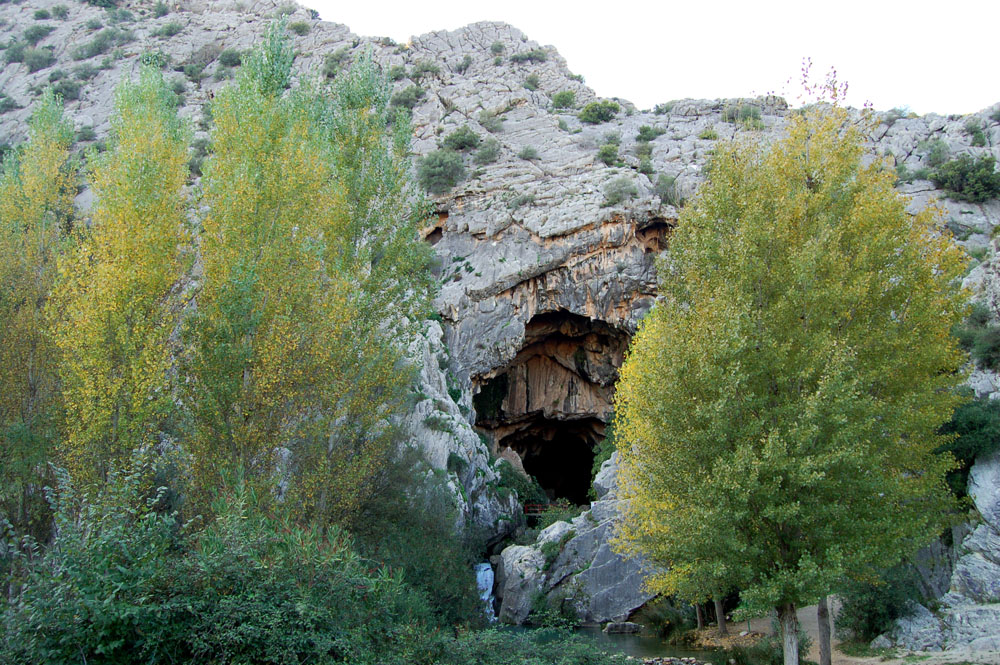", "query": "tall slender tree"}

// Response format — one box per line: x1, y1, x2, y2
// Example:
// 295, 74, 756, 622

613, 104, 967, 665
51, 68, 188, 489
184, 24, 432, 525
0, 90, 75, 535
